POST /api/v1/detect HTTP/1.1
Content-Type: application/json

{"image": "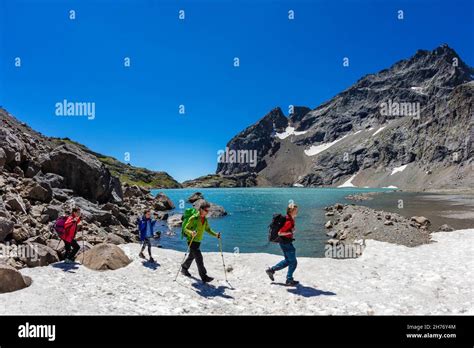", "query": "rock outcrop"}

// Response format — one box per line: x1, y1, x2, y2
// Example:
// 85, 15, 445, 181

0, 108, 179, 270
